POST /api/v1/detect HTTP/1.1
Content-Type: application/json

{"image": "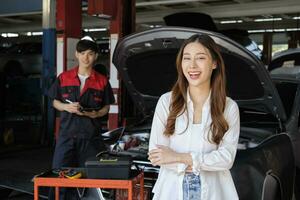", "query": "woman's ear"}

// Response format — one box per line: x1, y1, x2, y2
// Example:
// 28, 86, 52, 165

212, 61, 217, 69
